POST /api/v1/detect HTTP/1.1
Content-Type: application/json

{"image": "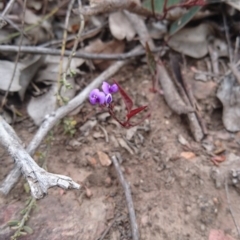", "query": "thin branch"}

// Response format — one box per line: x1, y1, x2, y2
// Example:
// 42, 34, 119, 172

124, 10, 155, 50
157, 60, 194, 115
111, 155, 139, 240
1, 0, 16, 17
64, 0, 85, 75
0, 45, 142, 195
10, 197, 36, 240
1, 0, 27, 109
58, 0, 76, 86
0, 116, 80, 199
225, 179, 240, 239
0, 0, 69, 44
98, 215, 118, 240
222, 10, 233, 63
0, 45, 166, 60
